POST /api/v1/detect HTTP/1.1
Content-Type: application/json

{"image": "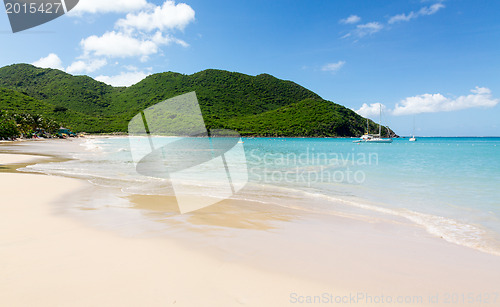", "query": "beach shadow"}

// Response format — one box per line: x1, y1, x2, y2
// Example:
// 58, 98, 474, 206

127, 194, 297, 231
0, 164, 18, 173
0, 156, 69, 174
